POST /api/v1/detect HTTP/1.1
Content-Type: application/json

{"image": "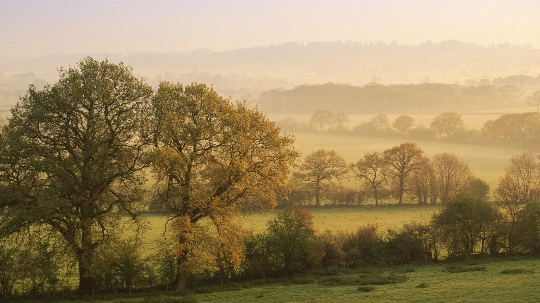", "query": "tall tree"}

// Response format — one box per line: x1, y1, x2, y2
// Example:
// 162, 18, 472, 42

383, 142, 429, 204
350, 151, 389, 205
430, 112, 464, 139
432, 153, 474, 204
294, 149, 348, 206
150, 82, 298, 290
0, 58, 153, 293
